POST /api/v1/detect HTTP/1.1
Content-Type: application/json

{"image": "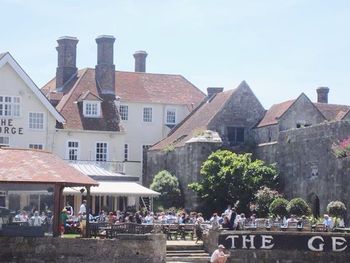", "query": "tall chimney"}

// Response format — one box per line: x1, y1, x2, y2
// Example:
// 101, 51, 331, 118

133, 51, 147, 72
316, 87, 329, 103
207, 87, 224, 98
95, 35, 116, 96
56, 36, 78, 91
